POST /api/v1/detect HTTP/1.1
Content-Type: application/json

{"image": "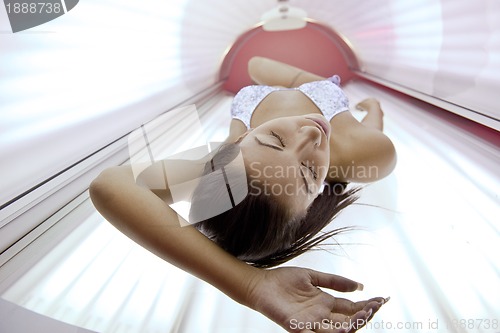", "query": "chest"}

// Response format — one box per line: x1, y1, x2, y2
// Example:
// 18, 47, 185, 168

249, 90, 322, 128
